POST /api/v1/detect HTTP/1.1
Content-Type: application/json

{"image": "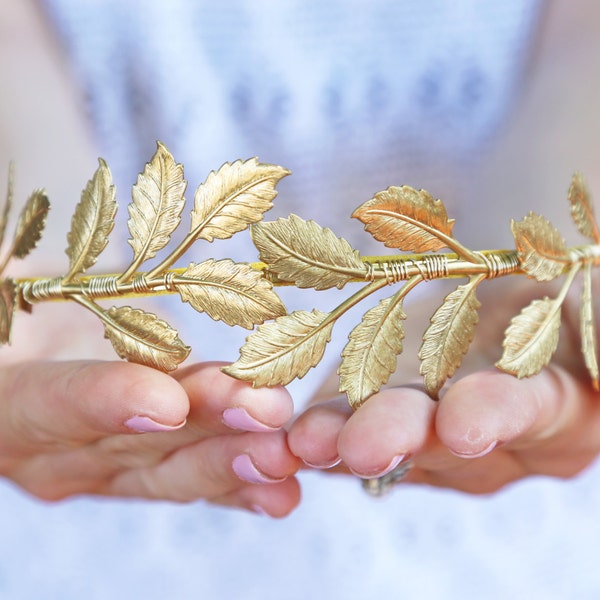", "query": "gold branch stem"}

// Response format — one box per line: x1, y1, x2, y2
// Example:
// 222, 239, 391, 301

555, 262, 583, 305
16, 244, 600, 307
117, 254, 146, 285
0, 245, 14, 277
138, 232, 194, 281
322, 278, 395, 326
3, 146, 600, 398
